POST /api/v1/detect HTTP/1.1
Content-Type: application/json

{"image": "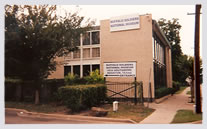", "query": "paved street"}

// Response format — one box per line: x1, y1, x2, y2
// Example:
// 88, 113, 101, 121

5, 110, 95, 124
5, 109, 135, 124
